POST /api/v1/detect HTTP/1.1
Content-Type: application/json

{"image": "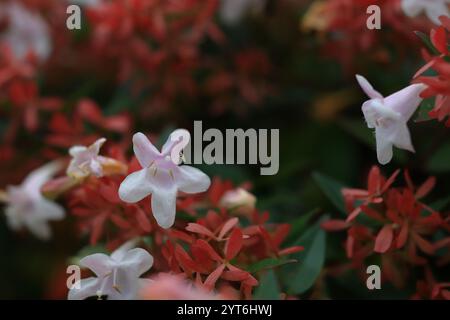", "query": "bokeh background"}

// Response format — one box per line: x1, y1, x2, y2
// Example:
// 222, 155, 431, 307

0, 0, 449, 299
